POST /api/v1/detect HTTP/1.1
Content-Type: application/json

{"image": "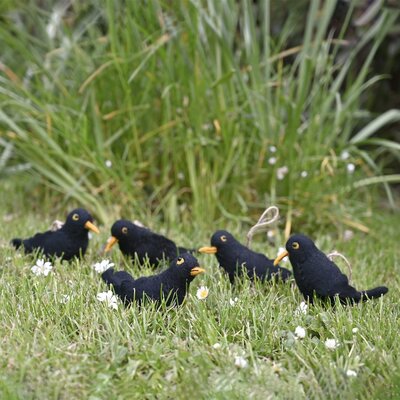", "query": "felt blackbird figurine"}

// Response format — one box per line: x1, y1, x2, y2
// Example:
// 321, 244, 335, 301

11, 208, 100, 261
104, 219, 192, 266
274, 234, 388, 304
198, 230, 292, 284
102, 253, 205, 306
